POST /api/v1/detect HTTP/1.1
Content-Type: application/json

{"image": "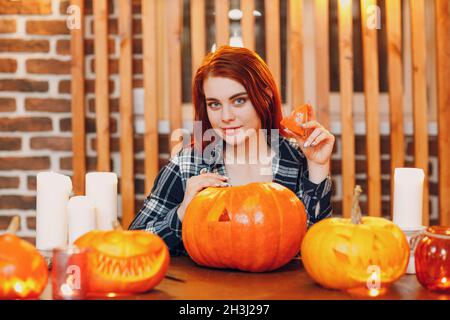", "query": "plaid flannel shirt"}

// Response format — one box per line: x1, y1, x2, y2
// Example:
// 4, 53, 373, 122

129, 136, 333, 256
